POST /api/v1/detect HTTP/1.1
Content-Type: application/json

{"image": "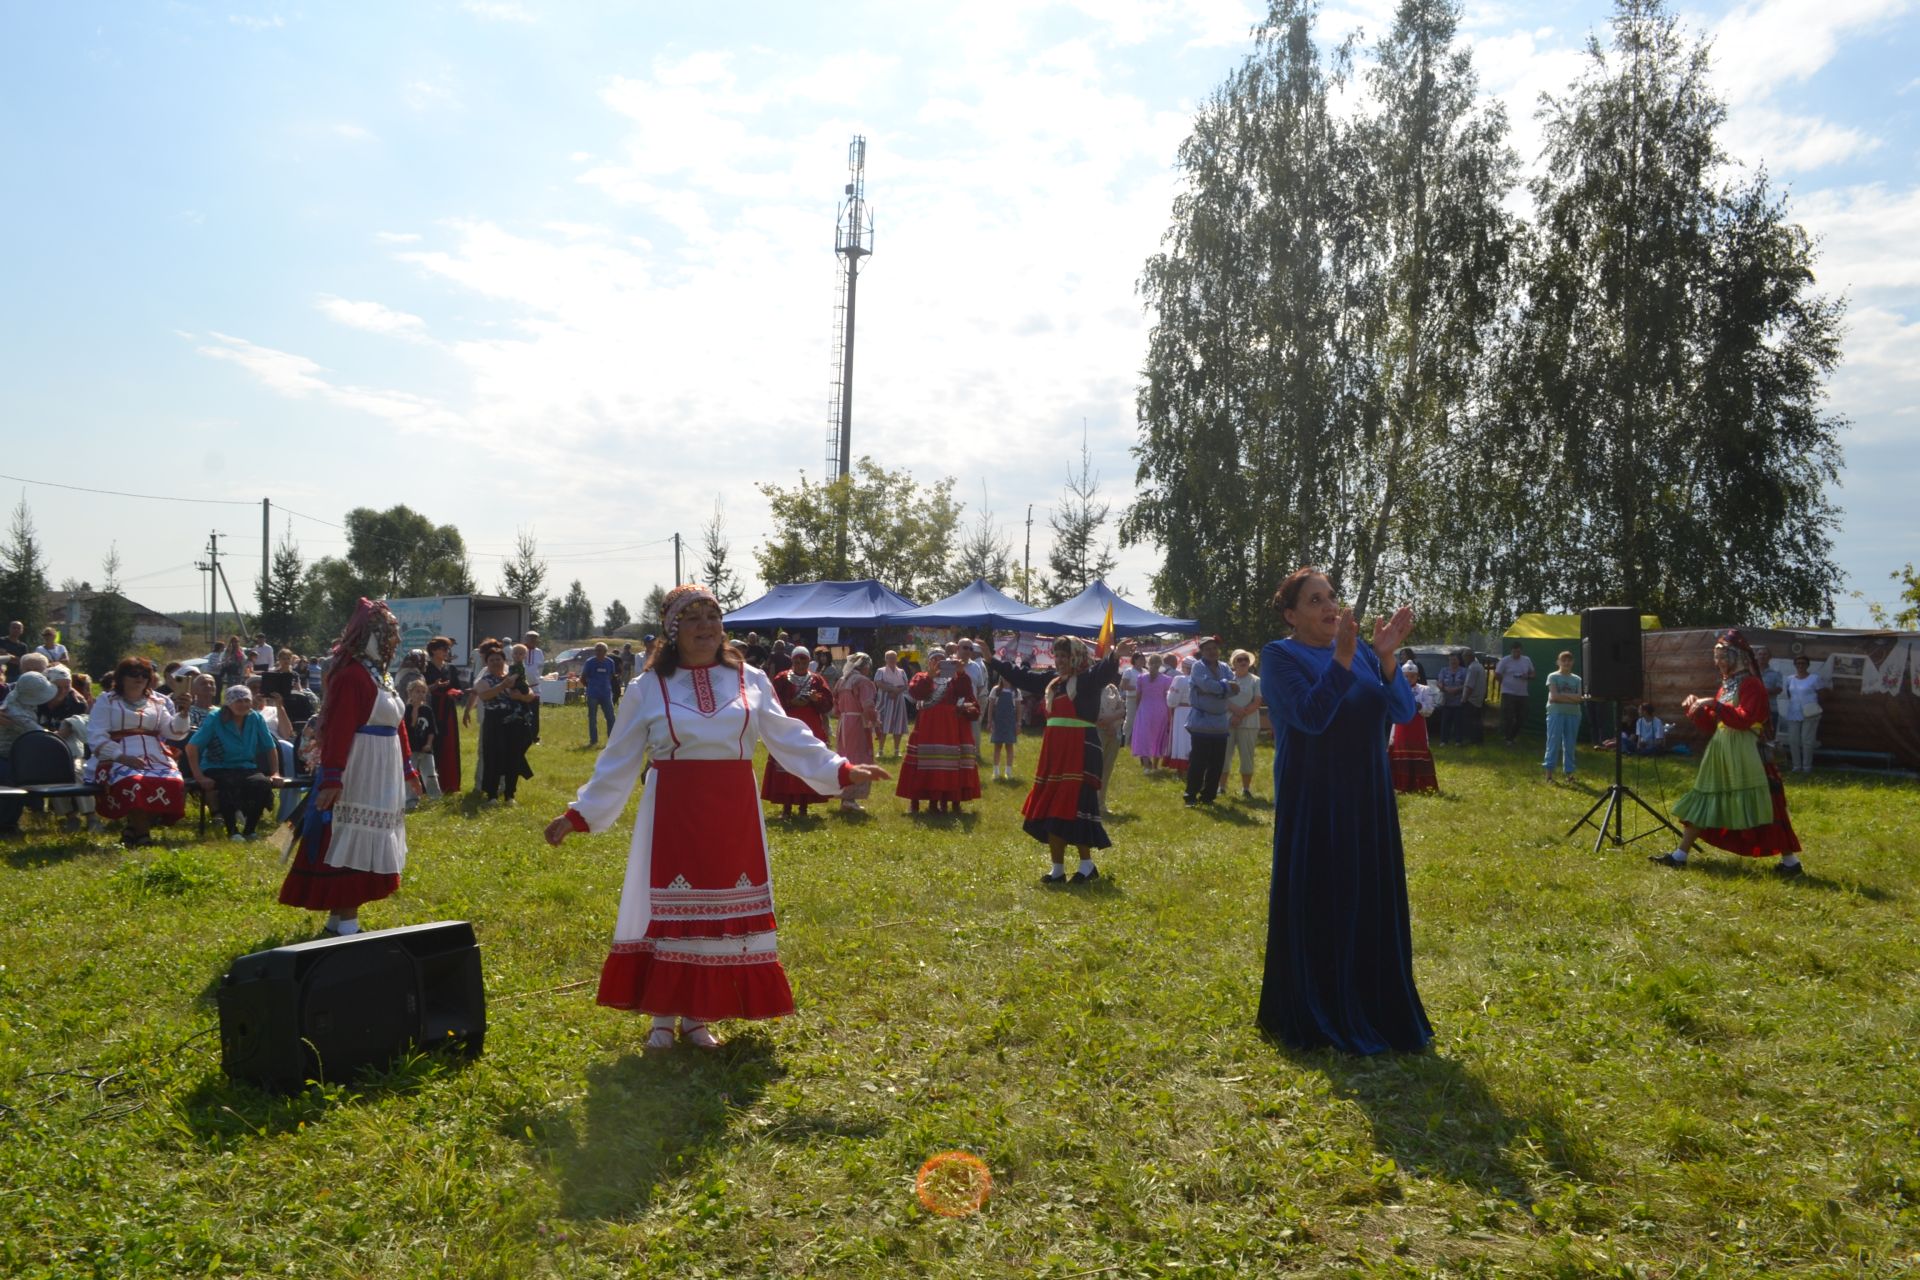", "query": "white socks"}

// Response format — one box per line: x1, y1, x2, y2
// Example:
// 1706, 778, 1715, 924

1669, 848, 1689, 863
1078, 858, 1096, 876
326, 914, 361, 935
1780, 854, 1800, 868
